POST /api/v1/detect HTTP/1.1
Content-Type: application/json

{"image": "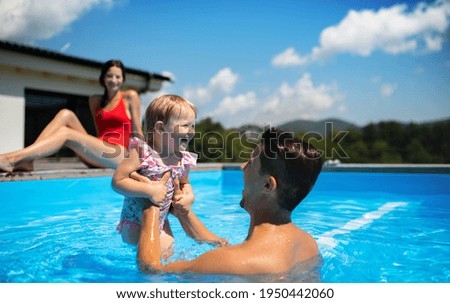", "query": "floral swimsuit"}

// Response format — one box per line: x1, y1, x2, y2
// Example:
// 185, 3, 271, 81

117, 137, 197, 233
